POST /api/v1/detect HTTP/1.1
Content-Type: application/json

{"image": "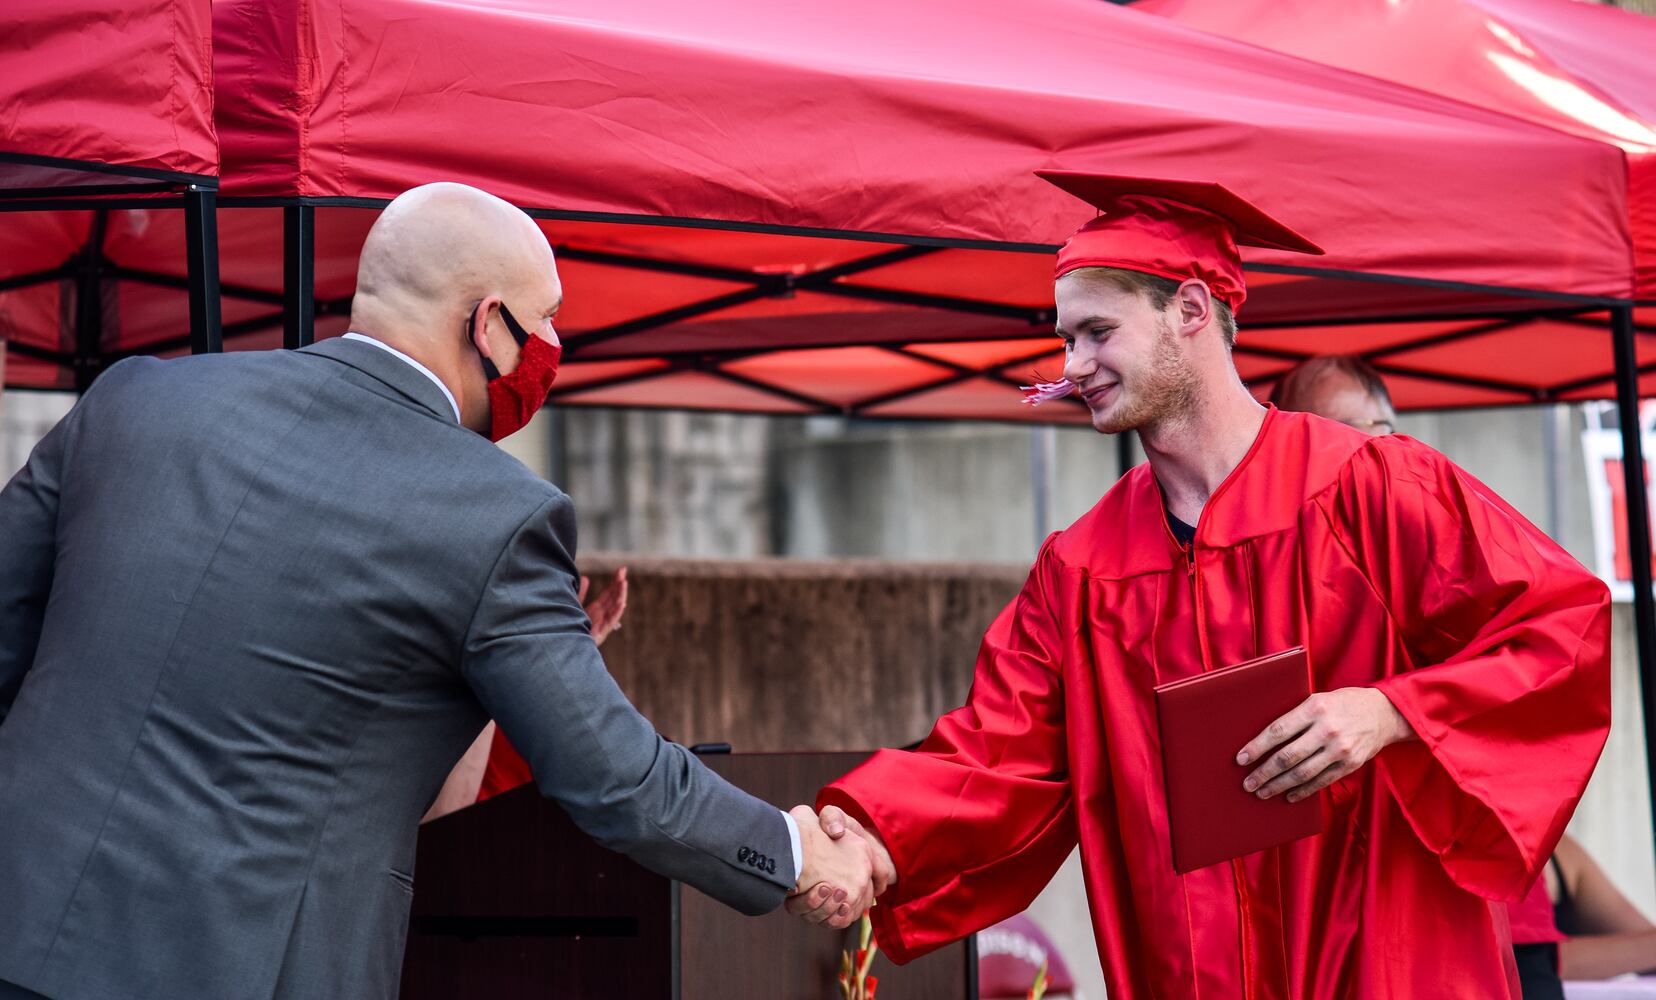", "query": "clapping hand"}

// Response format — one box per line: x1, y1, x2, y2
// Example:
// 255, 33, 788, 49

578, 567, 629, 646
